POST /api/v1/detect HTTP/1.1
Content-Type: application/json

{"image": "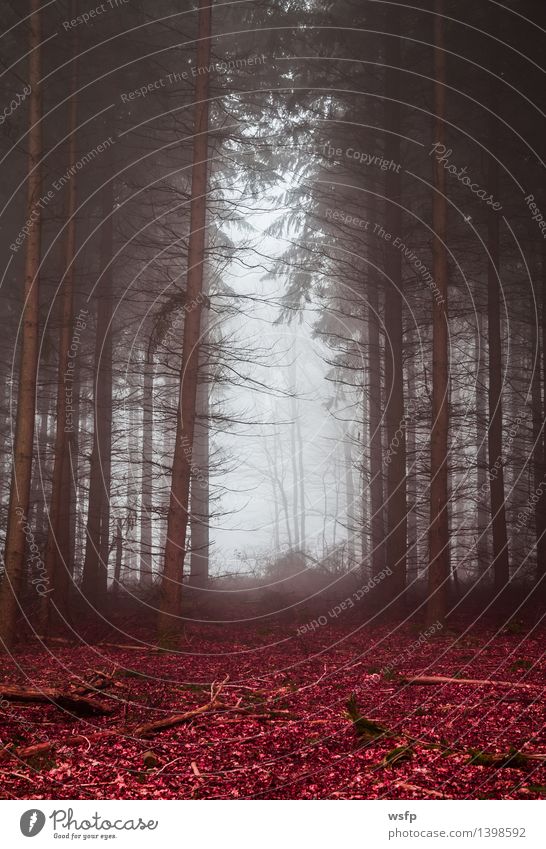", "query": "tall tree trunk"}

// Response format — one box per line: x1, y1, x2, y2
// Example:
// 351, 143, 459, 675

0, 0, 43, 651
113, 518, 122, 596
264, 435, 281, 552
44, 40, 78, 634
427, 0, 450, 627
487, 127, 510, 597
140, 339, 154, 589
406, 348, 417, 581
384, 10, 407, 602
158, 0, 212, 644
538, 244, 546, 587
367, 279, 384, 577
343, 427, 356, 567
360, 369, 369, 570
296, 410, 306, 551
289, 390, 300, 550
275, 426, 293, 549
531, 296, 543, 579
476, 311, 489, 574
189, 344, 210, 589
33, 379, 50, 535
81, 173, 114, 611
